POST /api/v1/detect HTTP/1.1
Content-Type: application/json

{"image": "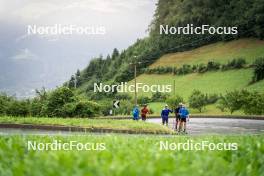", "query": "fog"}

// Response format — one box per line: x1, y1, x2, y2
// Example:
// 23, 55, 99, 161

0, 0, 156, 98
